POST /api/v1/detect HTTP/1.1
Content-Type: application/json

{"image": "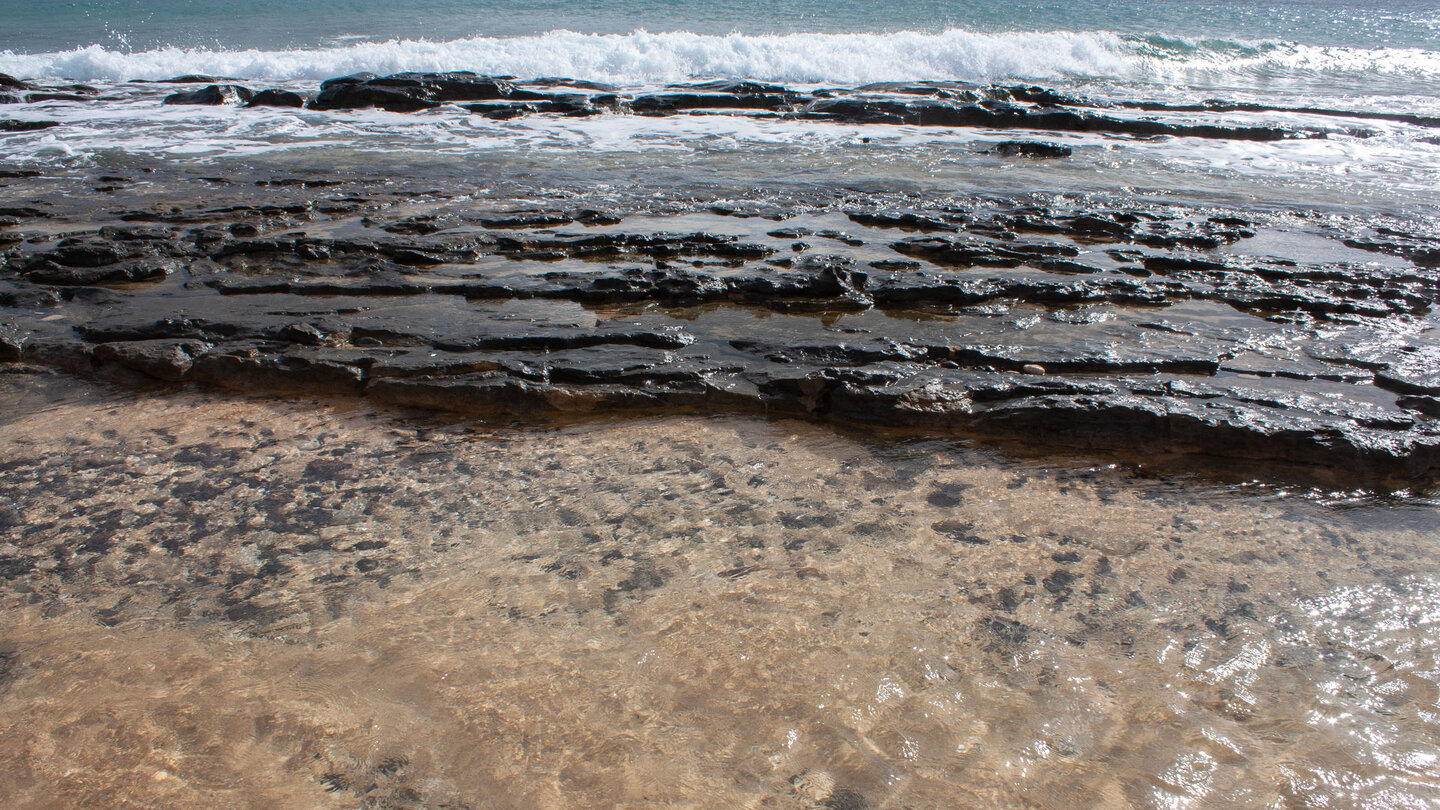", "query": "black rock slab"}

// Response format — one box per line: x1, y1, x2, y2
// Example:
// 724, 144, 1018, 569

246, 89, 312, 108
0, 120, 59, 133
990, 141, 1072, 158
163, 85, 255, 105
24, 259, 175, 286
311, 72, 544, 111
92, 339, 212, 381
